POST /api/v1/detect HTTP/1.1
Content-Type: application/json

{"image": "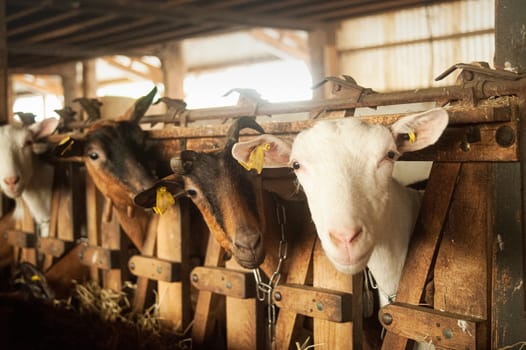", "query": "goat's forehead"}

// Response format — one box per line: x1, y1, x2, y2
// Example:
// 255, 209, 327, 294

291, 119, 392, 160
